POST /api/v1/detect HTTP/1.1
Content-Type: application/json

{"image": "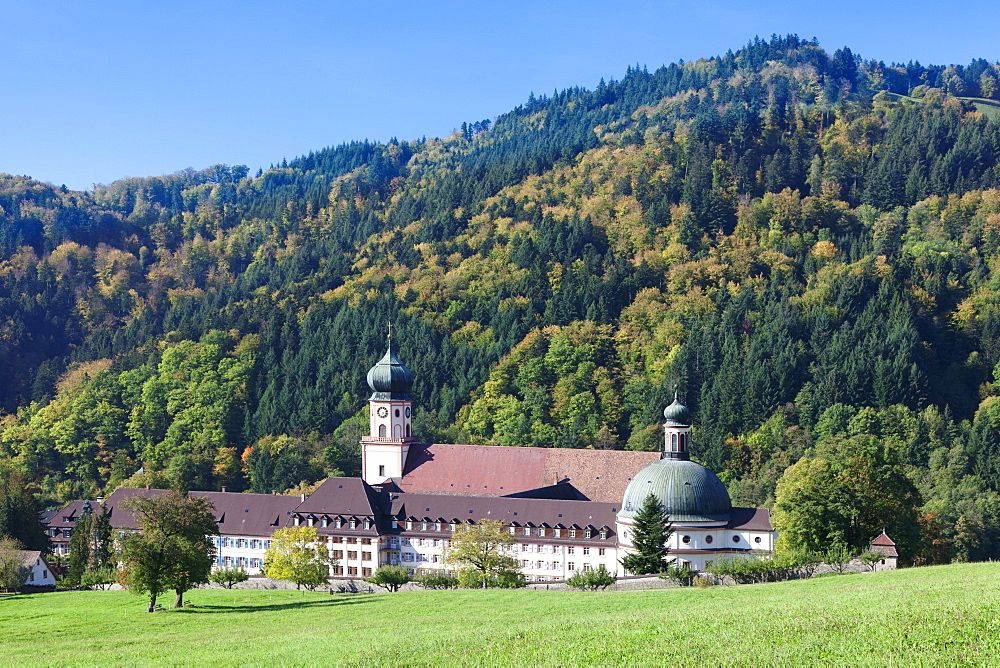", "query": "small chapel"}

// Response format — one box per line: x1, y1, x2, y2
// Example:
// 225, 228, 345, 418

46, 337, 777, 578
